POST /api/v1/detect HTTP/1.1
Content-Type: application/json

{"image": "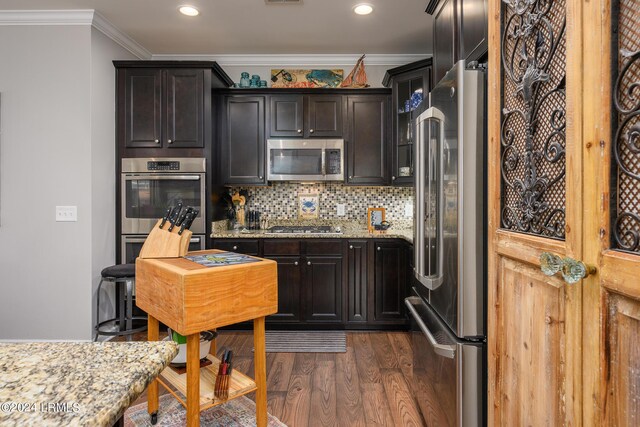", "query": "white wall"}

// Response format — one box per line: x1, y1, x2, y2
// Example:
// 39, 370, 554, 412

90, 28, 136, 338
0, 25, 134, 340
